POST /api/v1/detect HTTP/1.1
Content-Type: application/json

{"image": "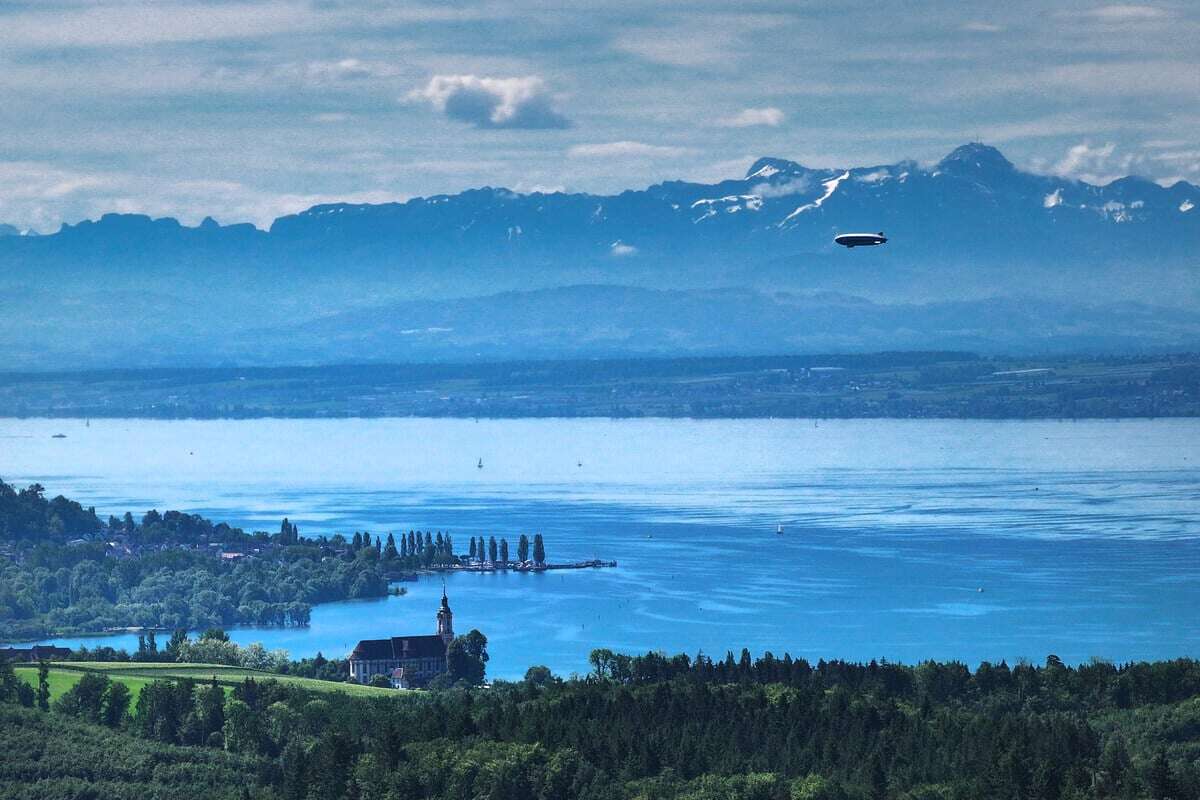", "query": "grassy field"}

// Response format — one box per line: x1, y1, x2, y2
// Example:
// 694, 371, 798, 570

16, 662, 396, 698
14, 666, 159, 704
